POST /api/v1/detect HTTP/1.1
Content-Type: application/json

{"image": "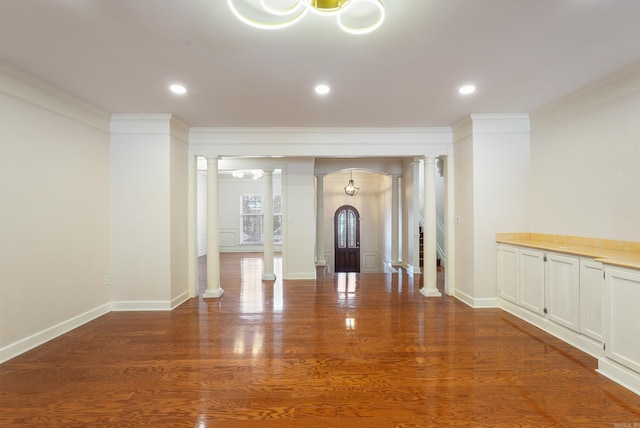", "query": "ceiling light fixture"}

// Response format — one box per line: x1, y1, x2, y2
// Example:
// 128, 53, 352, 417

315, 84, 330, 95
227, 0, 385, 35
344, 170, 359, 196
170, 84, 187, 95
458, 84, 476, 95
232, 169, 264, 180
